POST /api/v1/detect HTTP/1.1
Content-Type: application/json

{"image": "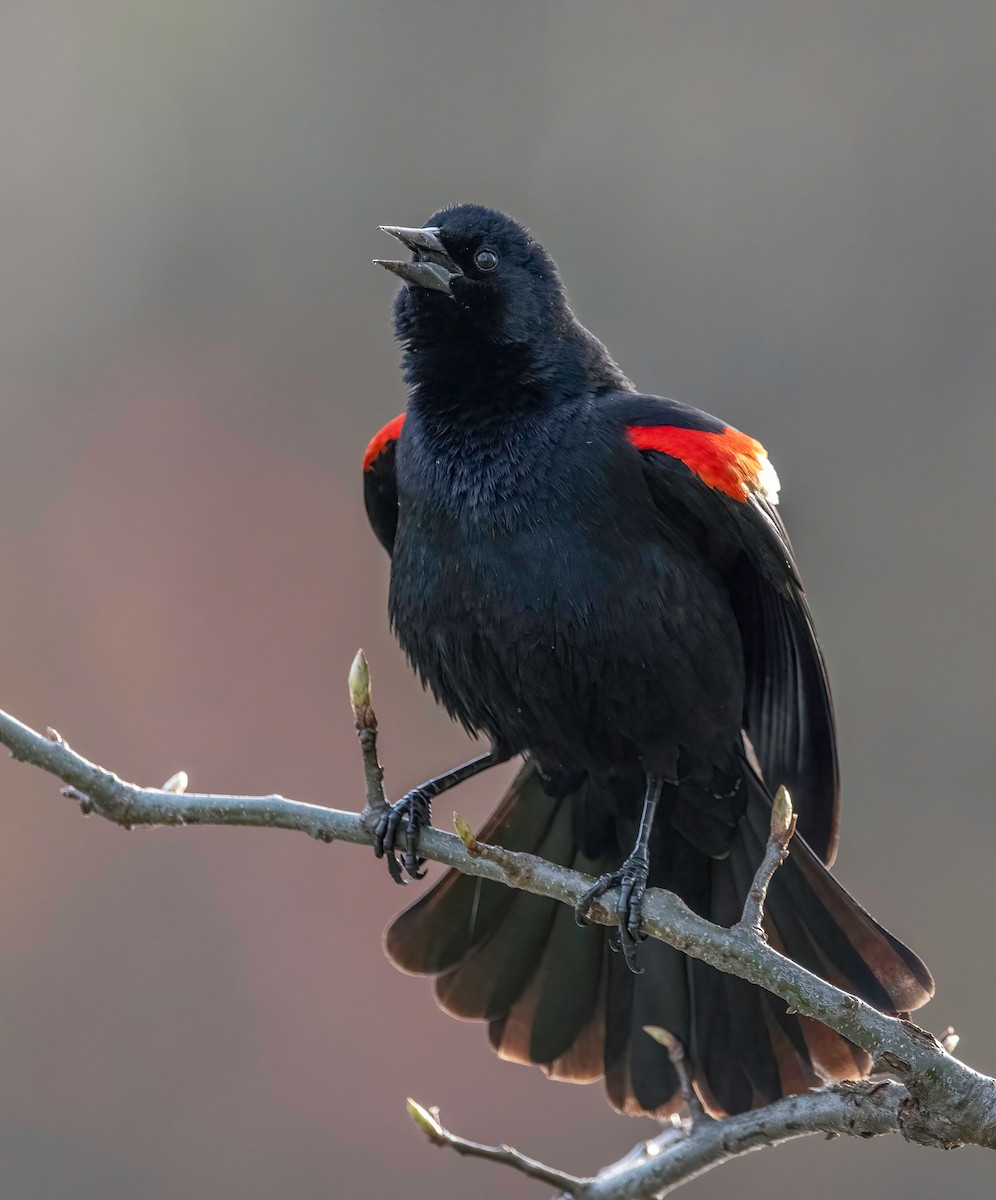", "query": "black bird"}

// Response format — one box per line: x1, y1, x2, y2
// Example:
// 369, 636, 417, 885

364, 204, 932, 1117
